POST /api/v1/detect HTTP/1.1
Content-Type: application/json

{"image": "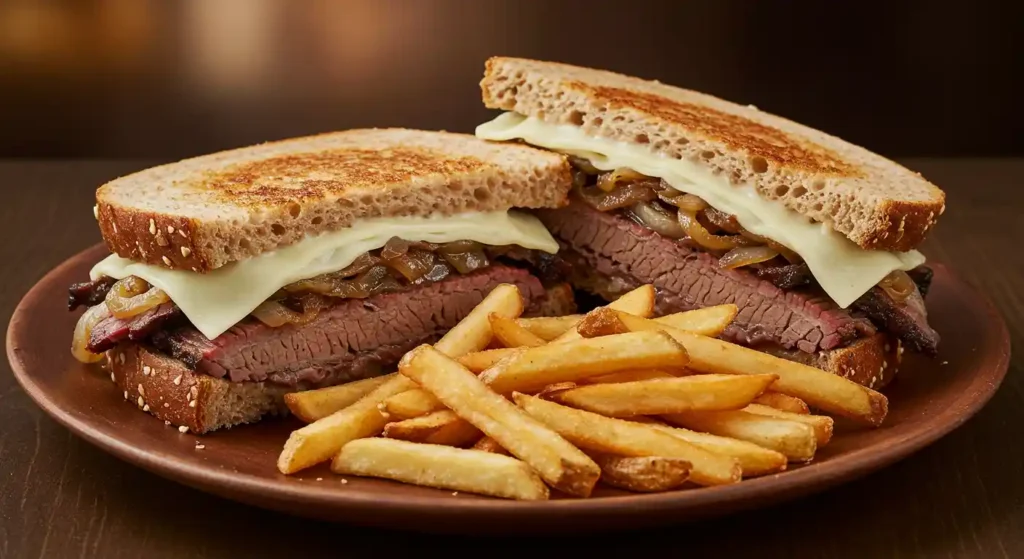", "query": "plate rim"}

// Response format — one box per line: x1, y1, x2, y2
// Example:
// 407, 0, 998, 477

6, 243, 1013, 520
